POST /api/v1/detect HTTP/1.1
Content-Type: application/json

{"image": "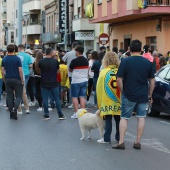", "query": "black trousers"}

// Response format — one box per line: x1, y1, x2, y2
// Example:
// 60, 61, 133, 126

35, 77, 42, 107
6, 79, 23, 113
27, 76, 35, 102
104, 115, 120, 142
87, 78, 93, 101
